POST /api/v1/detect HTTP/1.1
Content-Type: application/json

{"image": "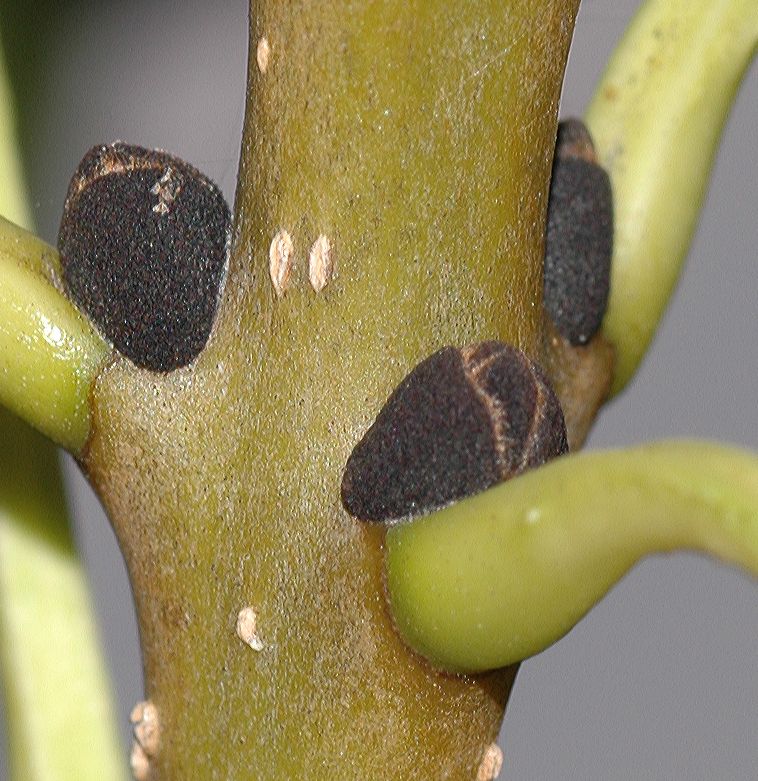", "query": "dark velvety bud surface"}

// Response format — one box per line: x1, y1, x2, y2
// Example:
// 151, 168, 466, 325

341, 342, 568, 523
58, 143, 230, 372
463, 342, 568, 471
544, 119, 613, 346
